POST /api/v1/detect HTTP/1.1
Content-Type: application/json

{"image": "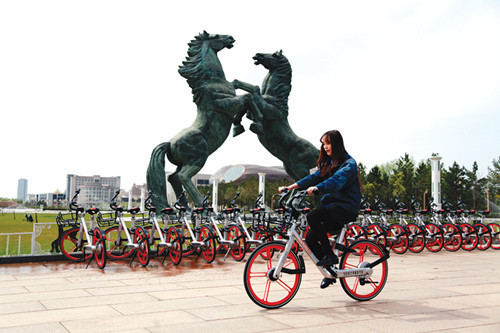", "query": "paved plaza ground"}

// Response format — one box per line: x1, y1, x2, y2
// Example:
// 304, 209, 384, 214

0, 249, 499, 332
